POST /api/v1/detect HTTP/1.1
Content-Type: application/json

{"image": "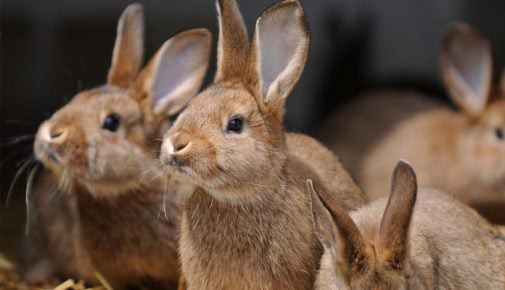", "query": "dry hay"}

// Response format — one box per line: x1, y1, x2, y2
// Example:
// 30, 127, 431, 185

0, 253, 109, 290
